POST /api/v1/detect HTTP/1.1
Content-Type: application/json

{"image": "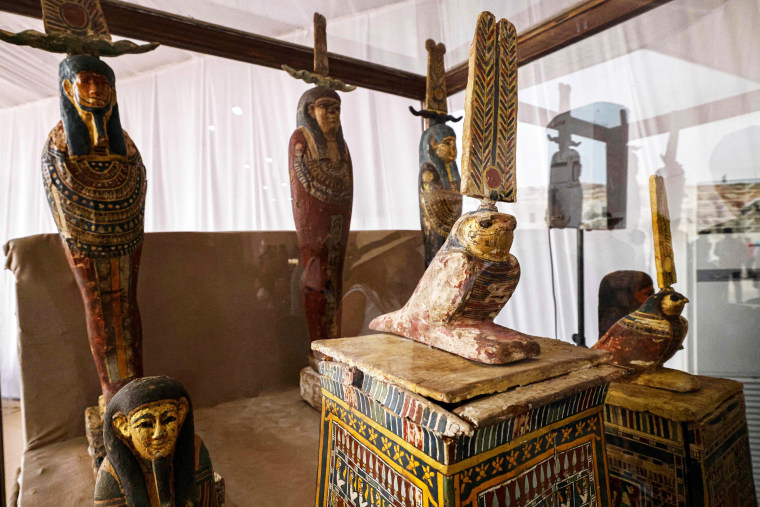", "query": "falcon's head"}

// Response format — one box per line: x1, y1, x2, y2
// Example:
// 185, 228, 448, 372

658, 288, 689, 317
